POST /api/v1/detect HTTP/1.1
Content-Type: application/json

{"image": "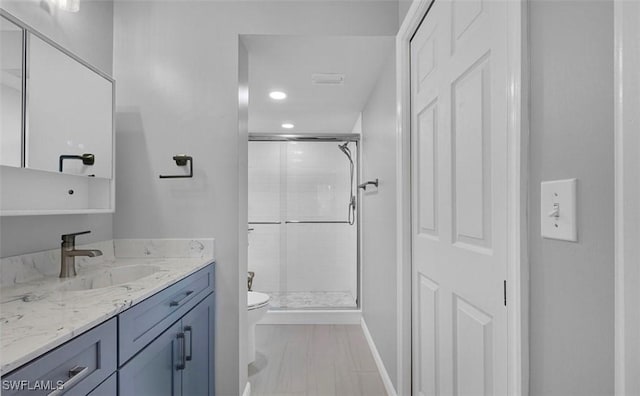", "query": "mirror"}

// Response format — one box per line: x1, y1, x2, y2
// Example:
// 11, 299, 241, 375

0, 11, 115, 215
0, 13, 113, 179
27, 34, 113, 178
0, 17, 23, 168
